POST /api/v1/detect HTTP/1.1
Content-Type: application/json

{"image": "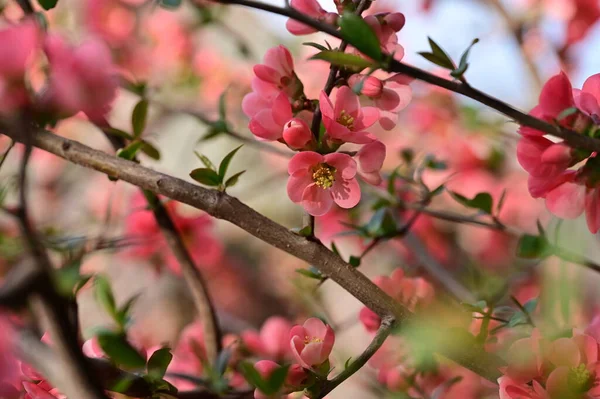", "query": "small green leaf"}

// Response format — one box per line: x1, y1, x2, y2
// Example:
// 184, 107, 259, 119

147, 347, 173, 379
450, 38, 479, 79
239, 362, 271, 394
94, 275, 117, 318
190, 168, 221, 186
331, 242, 340, 256
427, 37, 455, 69
400, 148, 414, 164
140, 141, 160, 160
103, 127, 134, 140
556, 107, 579, 121
310, 51, 373, 70
461, 300, 487, 314
199, 128, 224, 142
344, 357, 353, 370
97, 331, 146, 369
225, 170, 246, 188
265, 365, 289, 394
523, 298, 538, 315
516, 234, 552, 259
117, 141, 144, 161
295, 269, 323, 280
349, 256, 361, 267
339, 12, 382, 61
37, 0, 58, 10
194, 151, 216, 170
298, 225, 313, 237
132, 99, 149, 138
303, 42, 328, 51
218, 90, 228, 121
496, 189, 507, 214
450, 192, 493, 214
54, 260, 82, 296
218, 145, 243, 180
214, 347, 233, 377
159, 0, 182, 9
424, 156, 447, 170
